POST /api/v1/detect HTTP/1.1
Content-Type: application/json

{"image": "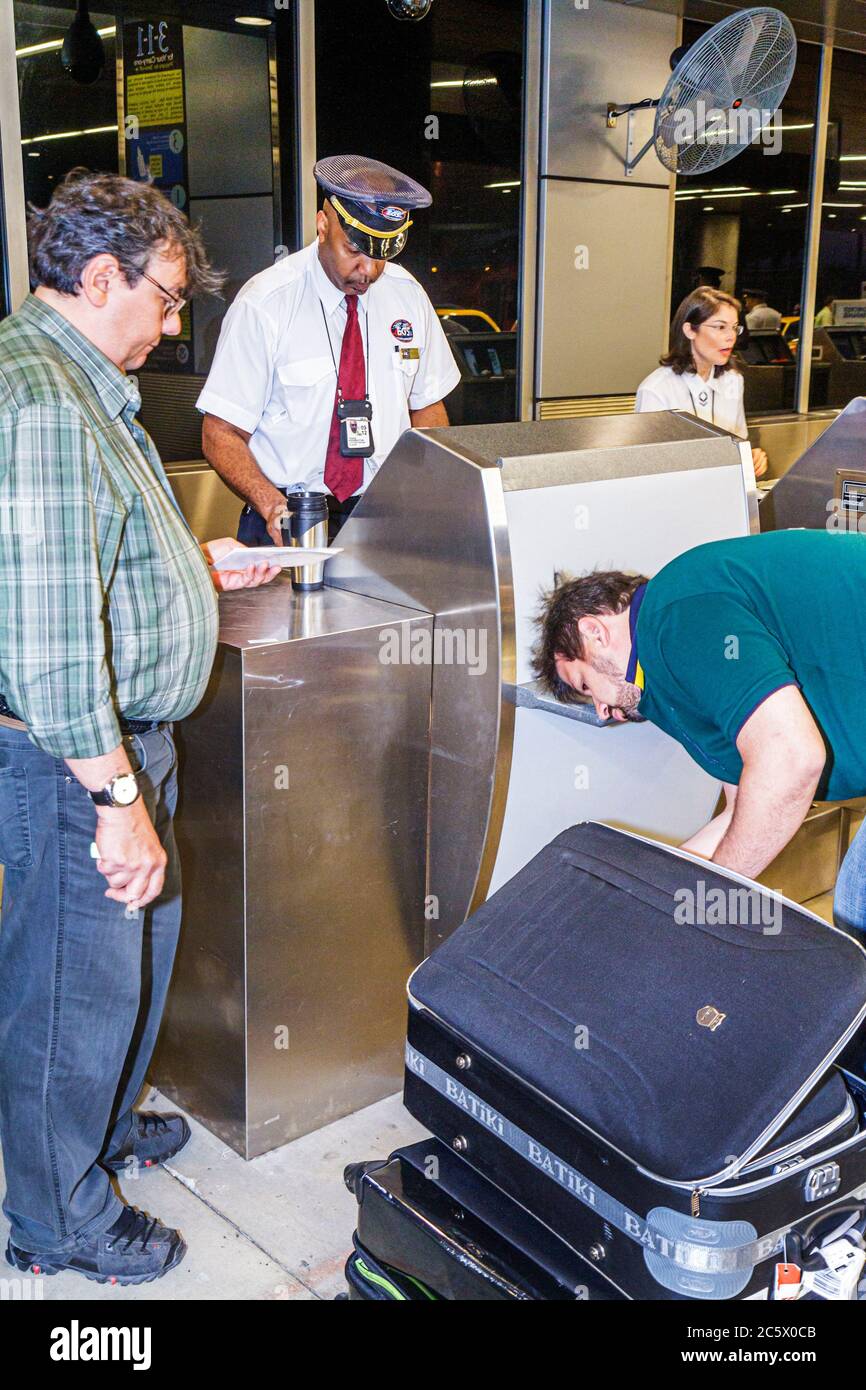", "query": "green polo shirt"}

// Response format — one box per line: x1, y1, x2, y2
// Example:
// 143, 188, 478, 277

635, 531, 866, 801
0, 295, 219, 759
